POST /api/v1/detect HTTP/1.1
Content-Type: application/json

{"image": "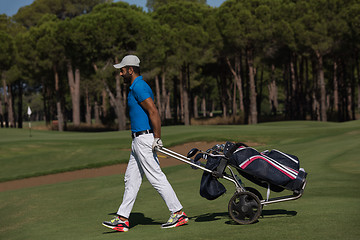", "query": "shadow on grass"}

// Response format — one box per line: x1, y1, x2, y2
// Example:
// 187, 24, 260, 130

103, 212, 162, 234
102, 209, 298, 233
192, 209, 297, 225
129, 212, 163, 227
261, 209, 297, 218
192, 212, 229, 222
